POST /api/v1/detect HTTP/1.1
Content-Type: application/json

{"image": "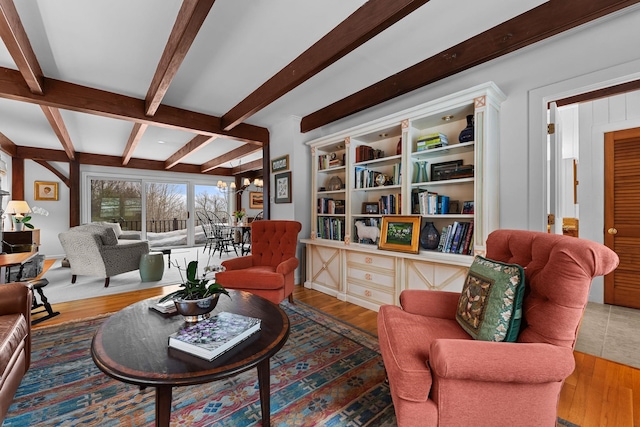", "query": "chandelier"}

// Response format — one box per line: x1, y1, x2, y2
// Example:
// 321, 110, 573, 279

217, 178, 263, 193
